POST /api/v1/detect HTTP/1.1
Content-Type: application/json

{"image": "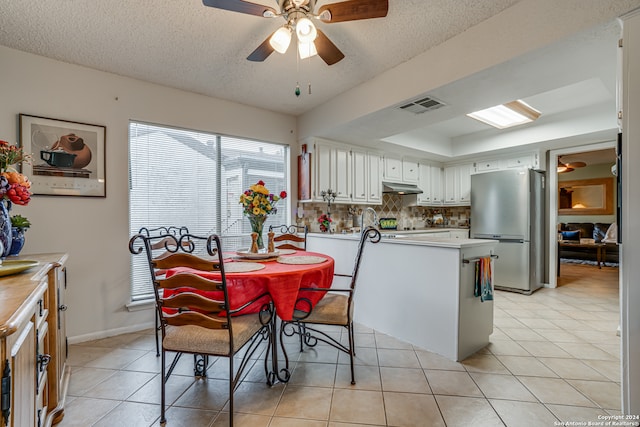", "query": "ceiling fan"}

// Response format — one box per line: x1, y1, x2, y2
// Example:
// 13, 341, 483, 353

557, 157, 586, 173
202, 0, 389, 65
